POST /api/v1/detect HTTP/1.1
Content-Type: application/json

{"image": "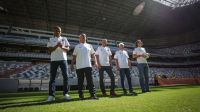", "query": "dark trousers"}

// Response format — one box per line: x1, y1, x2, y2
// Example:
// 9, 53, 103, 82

99, 66, 115, 93
119, 68, 133, 93
137, 63, 149, 92
76, 67, 96, 97
49, 60, 69, 97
